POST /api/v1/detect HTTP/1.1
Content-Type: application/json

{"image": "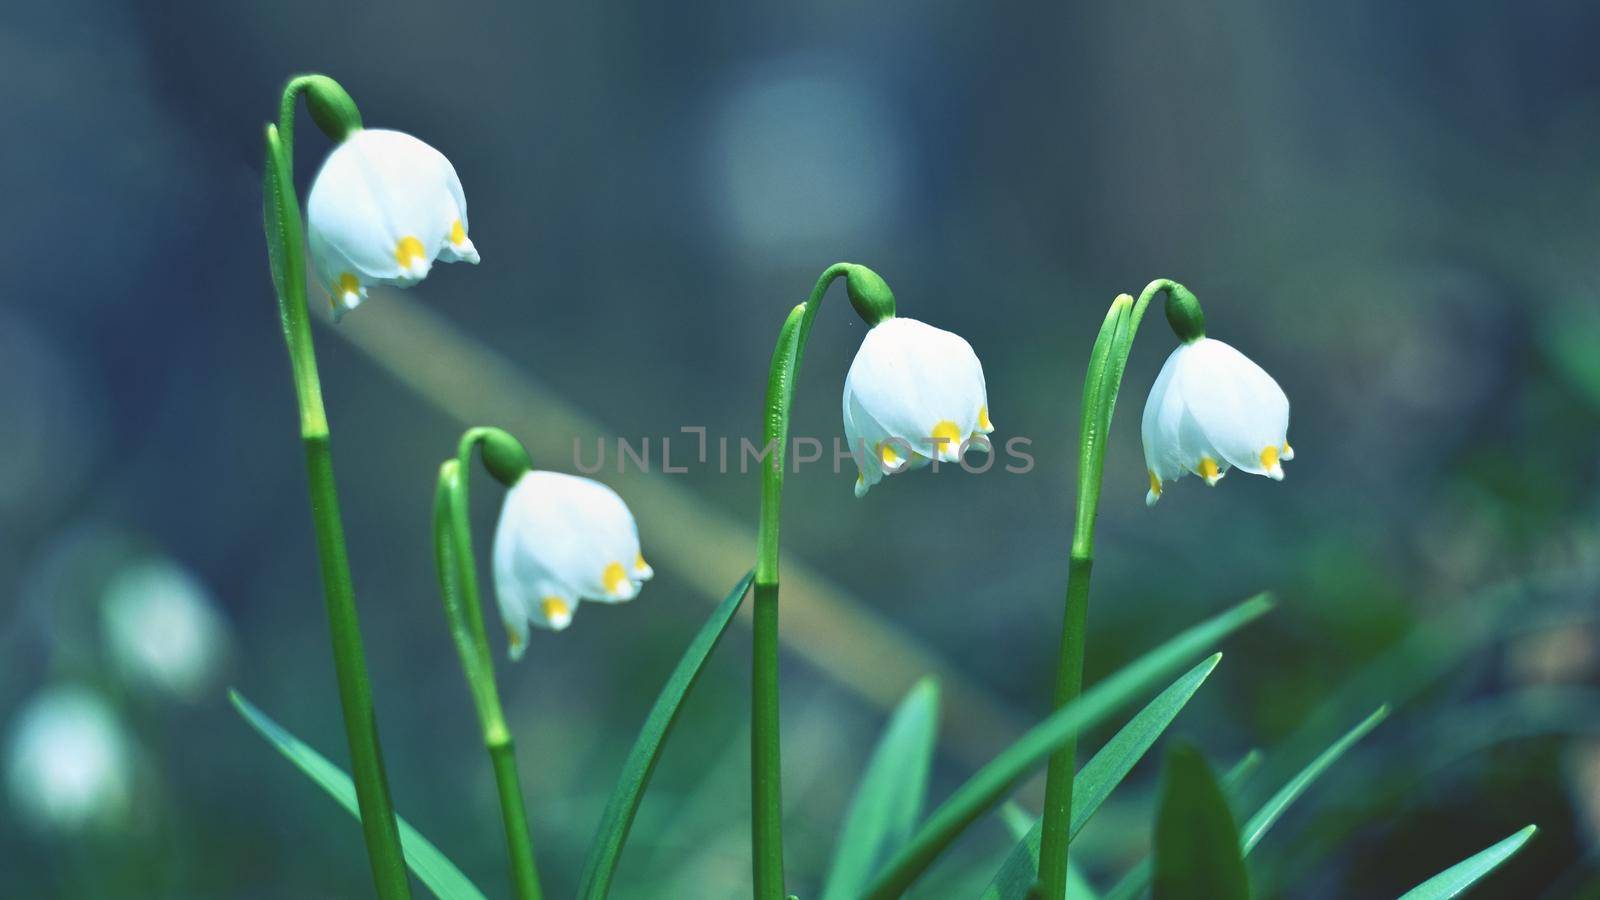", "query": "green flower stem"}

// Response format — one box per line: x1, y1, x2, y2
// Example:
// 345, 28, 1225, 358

264, 77, 409, 899
752, 261, 876, 899
434, 428, 542, 900
1036, 279, 1201, 900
